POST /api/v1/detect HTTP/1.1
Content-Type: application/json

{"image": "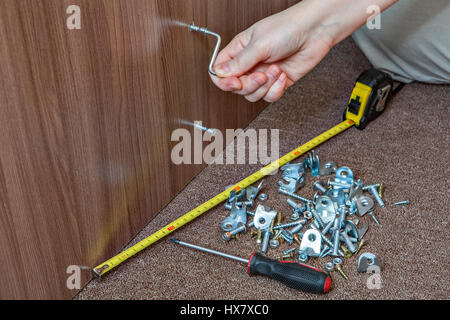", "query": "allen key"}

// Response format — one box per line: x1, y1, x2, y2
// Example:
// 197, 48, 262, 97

189, 23, 222, 77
